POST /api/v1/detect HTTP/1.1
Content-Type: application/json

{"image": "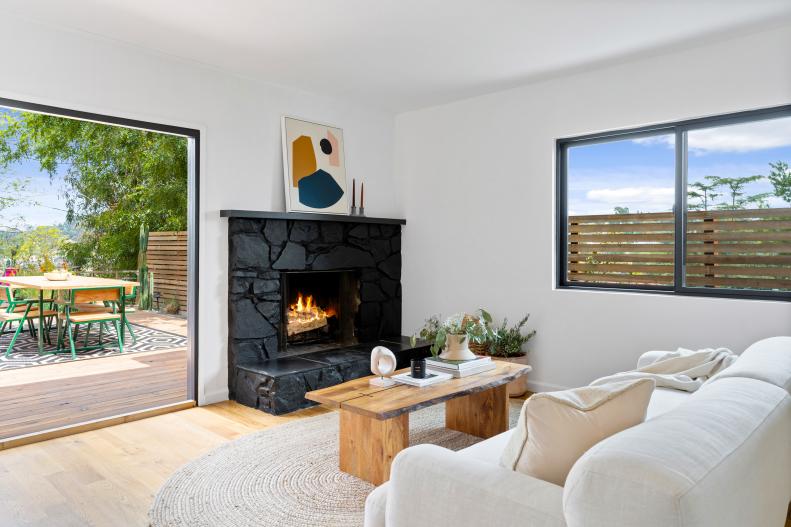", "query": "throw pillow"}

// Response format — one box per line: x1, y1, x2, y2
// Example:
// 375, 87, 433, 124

499, 378, 655, 486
